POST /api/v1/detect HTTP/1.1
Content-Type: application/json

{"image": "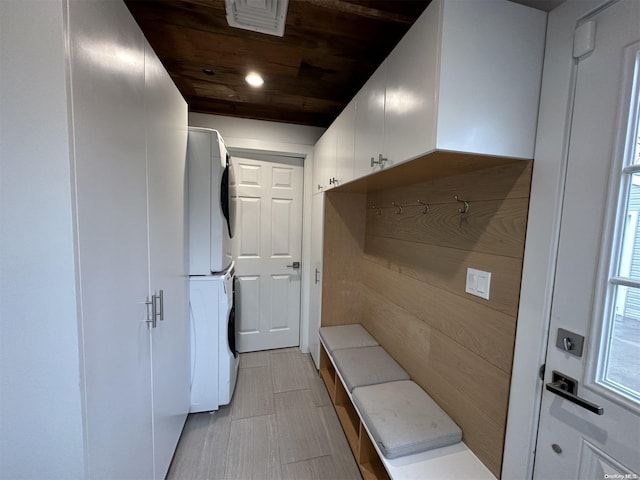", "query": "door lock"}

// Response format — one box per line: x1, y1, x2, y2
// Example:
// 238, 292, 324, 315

555, 328, 584, 357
